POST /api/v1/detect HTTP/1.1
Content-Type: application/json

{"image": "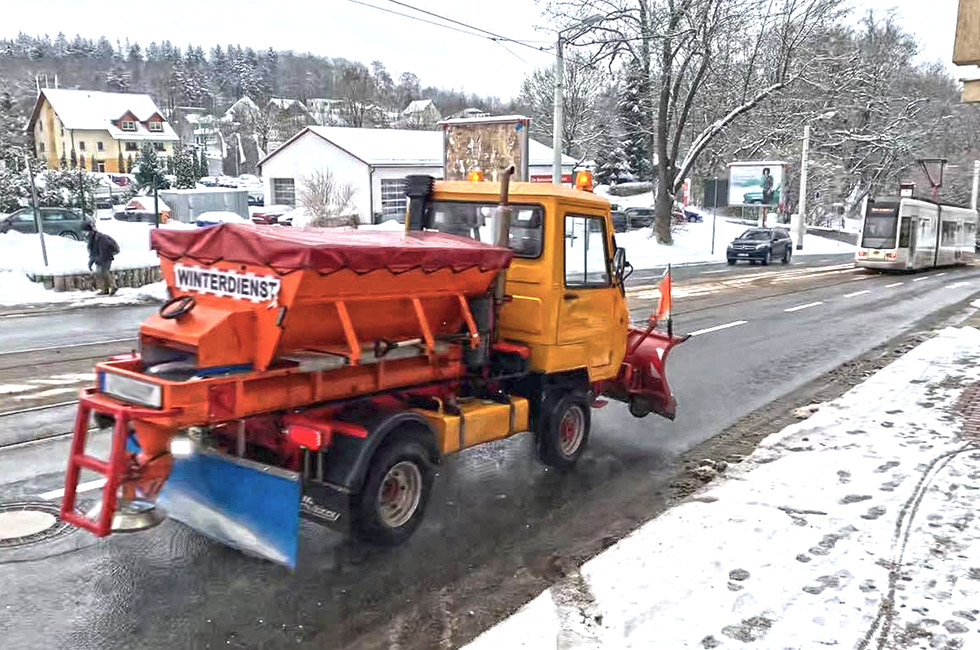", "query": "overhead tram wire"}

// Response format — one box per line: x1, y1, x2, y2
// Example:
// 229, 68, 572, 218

382, 0, 552, 52
344, 0, 551, 55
